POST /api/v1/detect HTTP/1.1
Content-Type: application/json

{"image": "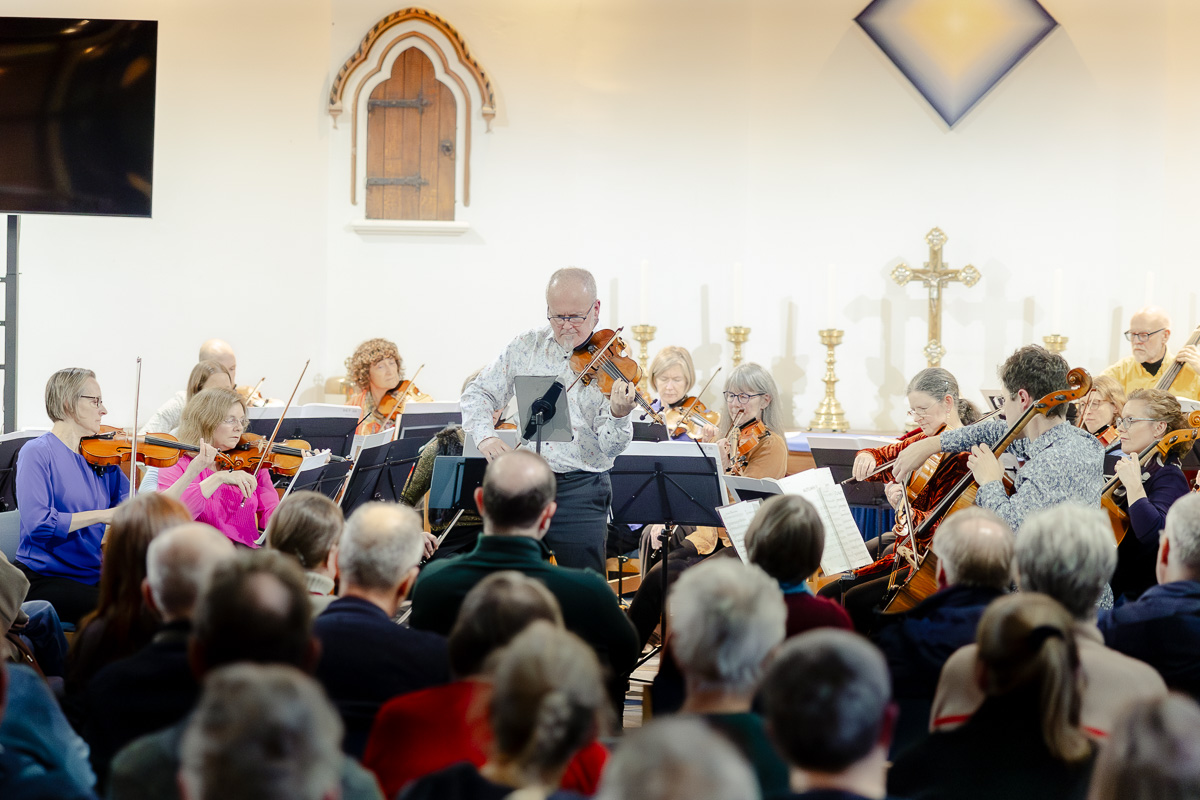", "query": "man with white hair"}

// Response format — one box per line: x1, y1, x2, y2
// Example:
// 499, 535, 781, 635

668, 557, 789, 799
871, 507, 1013, 701
932, 504, 1165, 737
1103, 305, 1200, 399
459, 267, 636, 573
83, 523, 235, 786
1099, 492, 1200, 697
179, 663, 342, 800
312, 503, 449, 758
